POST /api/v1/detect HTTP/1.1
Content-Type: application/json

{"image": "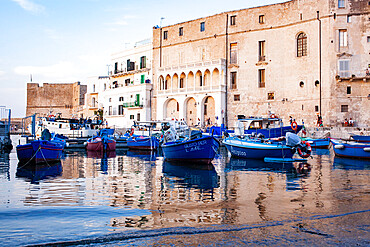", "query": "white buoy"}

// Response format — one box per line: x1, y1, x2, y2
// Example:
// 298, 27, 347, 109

334, 144, 344, 149
363, 147, 370, 152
